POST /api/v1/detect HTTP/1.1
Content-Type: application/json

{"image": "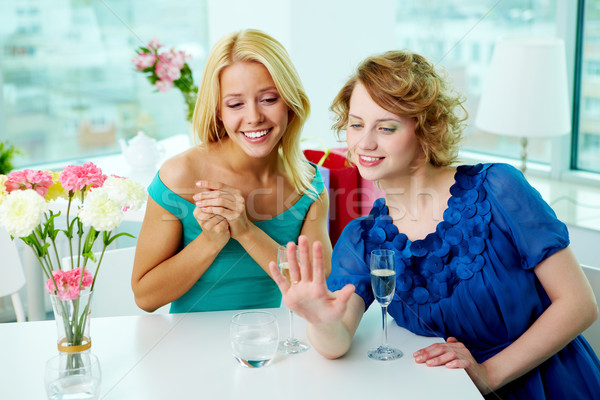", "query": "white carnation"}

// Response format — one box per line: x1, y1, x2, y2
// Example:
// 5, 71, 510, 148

0, 189, 48, 237
102, 176, 147, 211
78, 187, 124, 231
